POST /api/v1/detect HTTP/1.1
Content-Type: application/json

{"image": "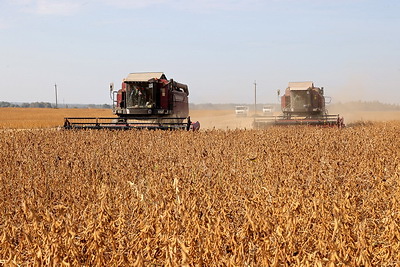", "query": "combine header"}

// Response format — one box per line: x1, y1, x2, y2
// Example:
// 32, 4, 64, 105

63, 117, 194, 130
253, 82, 344, 128
64, 72, 200, 130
